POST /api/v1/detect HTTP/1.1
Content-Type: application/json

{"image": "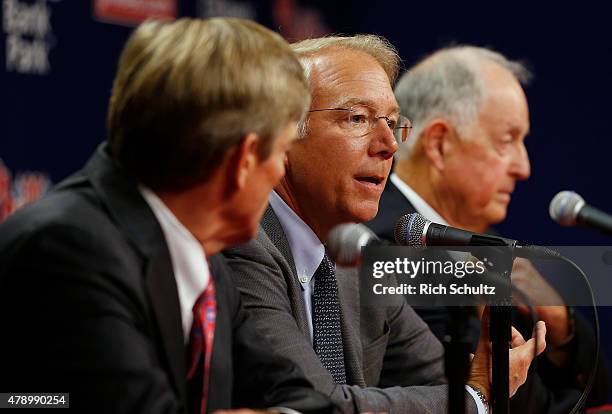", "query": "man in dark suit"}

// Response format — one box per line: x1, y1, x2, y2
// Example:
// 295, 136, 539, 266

0, 18, 332, 414
223, 36, 547, 413
367, 45, 608, 412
